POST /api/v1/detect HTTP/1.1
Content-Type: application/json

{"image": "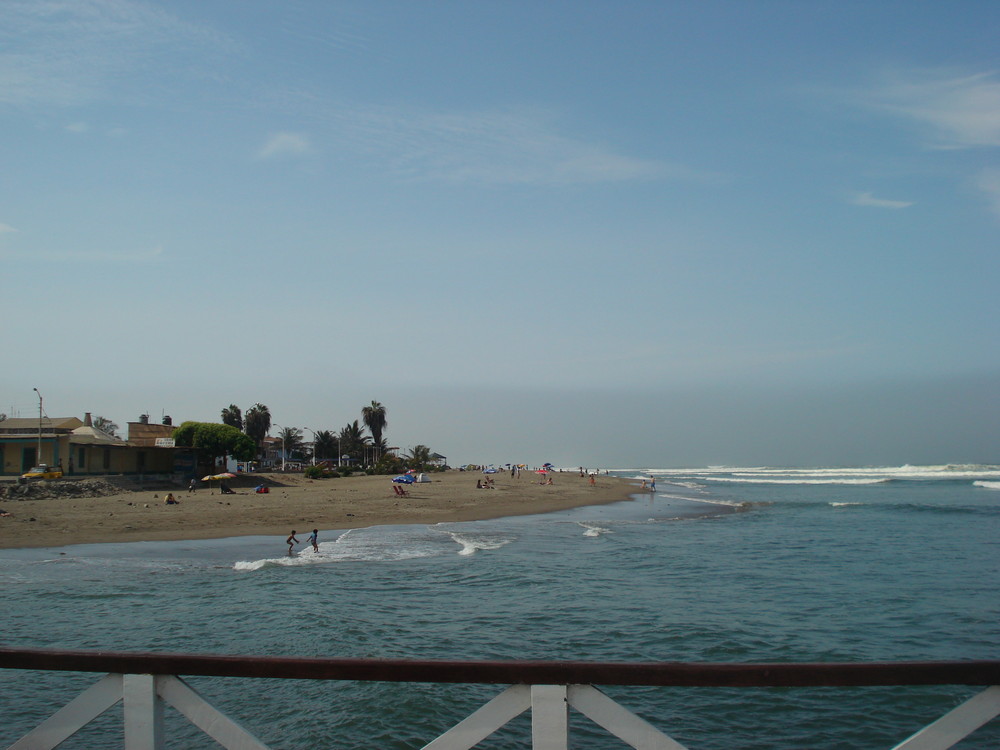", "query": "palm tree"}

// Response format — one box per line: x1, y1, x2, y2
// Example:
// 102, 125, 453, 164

362, 401, 387, 450
221, 404, 243, 431
313, 430, 338, 461
244, 403, 271, 459
278, 426, 305, 460
338, 420, 369, 465
404, 444, 432, 471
